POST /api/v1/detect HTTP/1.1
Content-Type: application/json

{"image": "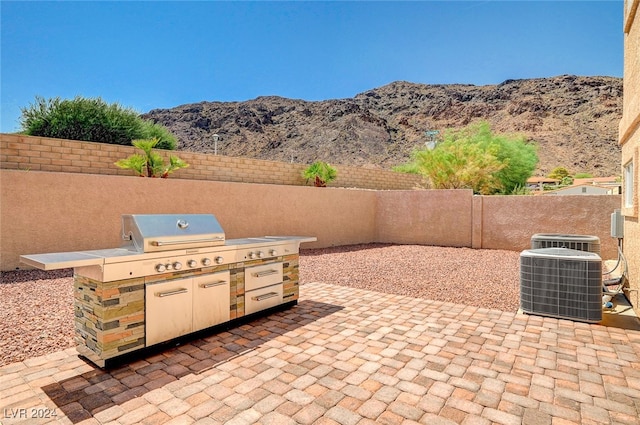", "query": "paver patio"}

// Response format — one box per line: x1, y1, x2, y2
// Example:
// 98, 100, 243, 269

1, 282, 639, 425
